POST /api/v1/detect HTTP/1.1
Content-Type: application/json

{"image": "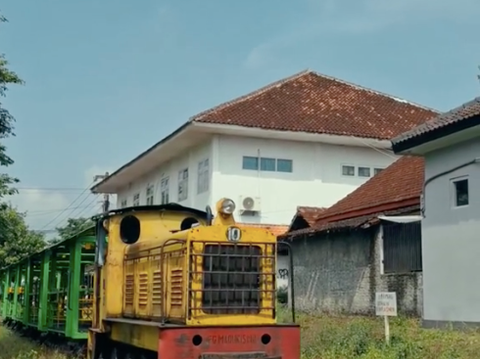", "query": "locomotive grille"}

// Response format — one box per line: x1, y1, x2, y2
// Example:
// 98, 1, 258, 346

188, 241, 277, 316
